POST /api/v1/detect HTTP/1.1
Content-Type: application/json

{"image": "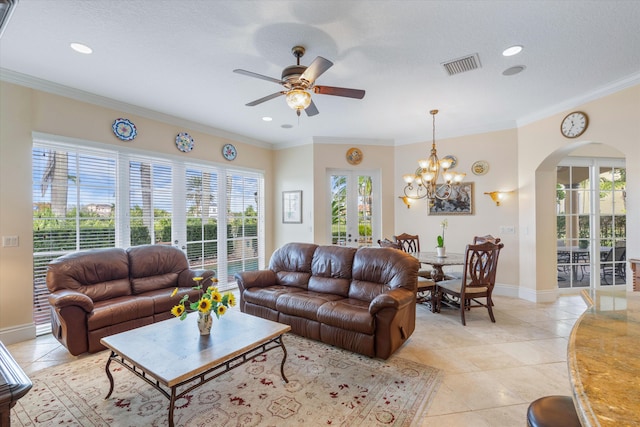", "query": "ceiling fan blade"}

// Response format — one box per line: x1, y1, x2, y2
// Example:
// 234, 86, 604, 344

300, 56, 333, 84
233, 69, 283, 85
245, 92, 285, 106
314, 86, 365, 99
305, 100, 319, 117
